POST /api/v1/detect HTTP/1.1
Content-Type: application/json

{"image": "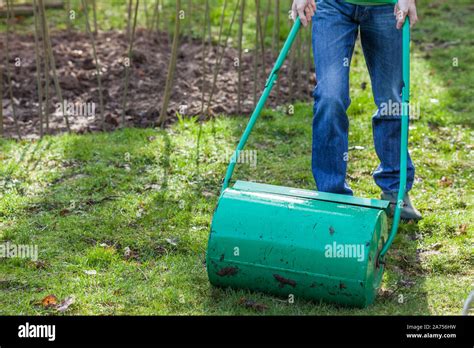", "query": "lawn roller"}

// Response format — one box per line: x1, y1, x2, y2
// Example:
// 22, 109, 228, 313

206, 15, 411, 308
